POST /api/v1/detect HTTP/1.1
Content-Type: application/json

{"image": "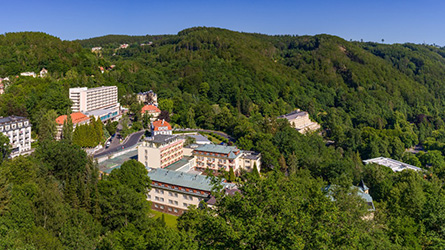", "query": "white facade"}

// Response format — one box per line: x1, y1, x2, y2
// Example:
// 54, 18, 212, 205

0, 116, 32, 157
69, 86, 118, 113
